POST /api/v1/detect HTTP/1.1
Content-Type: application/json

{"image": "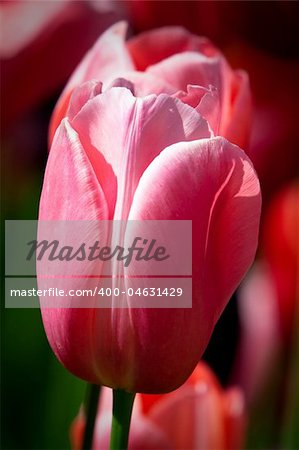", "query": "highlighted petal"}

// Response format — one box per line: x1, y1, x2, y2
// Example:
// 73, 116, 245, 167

121, 137, 261, 392
130, 137, 261, 318
39, 118, 111, 384
71, 87, 210, 219
49, 21, 135, 142
40, 118, 108, 221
